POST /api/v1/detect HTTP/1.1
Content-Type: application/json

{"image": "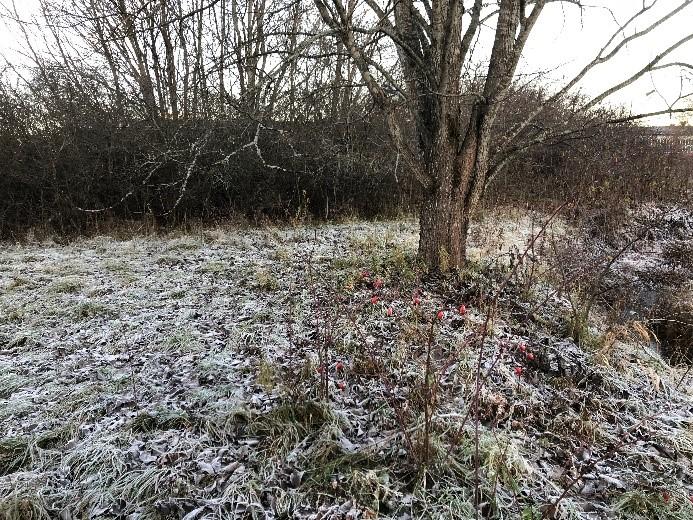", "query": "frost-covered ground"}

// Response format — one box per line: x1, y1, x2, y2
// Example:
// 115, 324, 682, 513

1, 214, 692, 519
